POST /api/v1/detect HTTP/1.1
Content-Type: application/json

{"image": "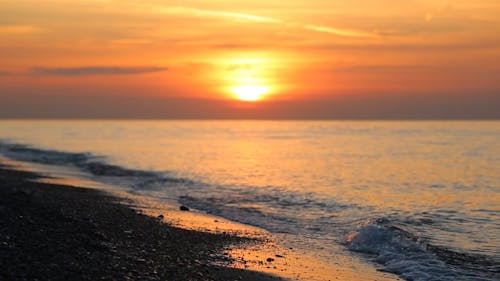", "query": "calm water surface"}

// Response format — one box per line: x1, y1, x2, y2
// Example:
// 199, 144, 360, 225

1, 120, 499, 280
